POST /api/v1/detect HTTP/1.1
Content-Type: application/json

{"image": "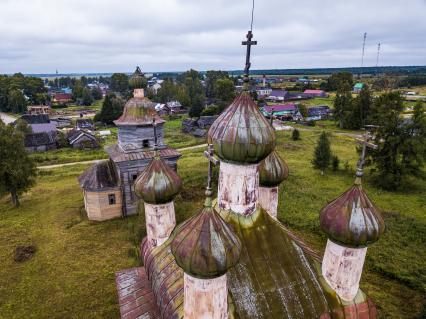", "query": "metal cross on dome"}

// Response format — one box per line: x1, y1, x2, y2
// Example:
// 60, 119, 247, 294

355, 125, 379, 177
203, 144, 219, 196
242, 30, 257, 83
